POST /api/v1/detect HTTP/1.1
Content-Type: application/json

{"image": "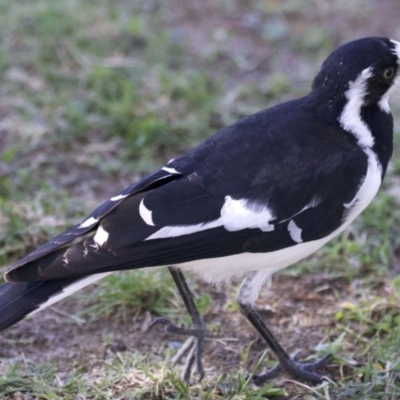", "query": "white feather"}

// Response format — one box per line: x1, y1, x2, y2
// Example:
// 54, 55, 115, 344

339, 67, 374, 148
145, 195, 275, 240
110, 194, 128, 201
93, 225, 109, 246
288, 220, 302, 243
221, 196, 275, 232
139, 199, 155, 226
237, 271, 271, 305
162, 166, 179, 174
79, 216, 98, 228
145, 219, 223, 240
